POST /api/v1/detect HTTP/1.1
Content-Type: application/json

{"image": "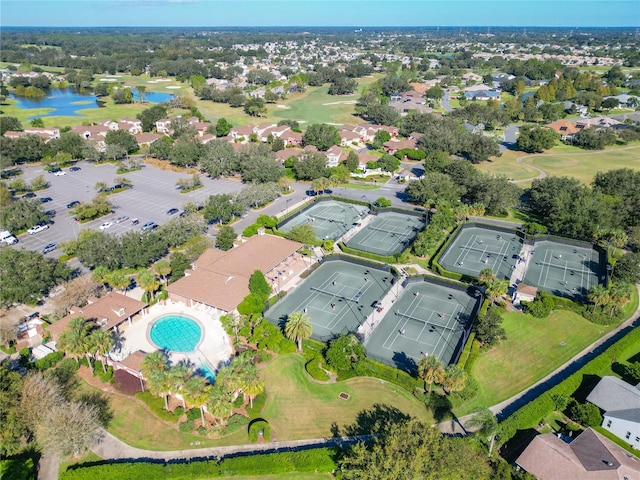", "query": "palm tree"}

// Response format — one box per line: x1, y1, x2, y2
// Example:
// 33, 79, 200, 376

168, 362, 192, 409
485, 279, 509, 304
228, 314, 243, 343
607, 283, 631, 317
154, 260, 172, 286
183, 376, 211, 427
136, 85, 146, 103
58, 317, 91, 366
142, 350, 169, 374
106, 270, 130, 294
137, 270, 159, 301
478, 268, 496, 286
89, 329, 114, 373
284, 311, 313, 352
417, 354, 445, 394
465, 408, 498, 455
243, 374, 265, 409
146, 369, 171, 410
141, 350, 170, 407
588, 284, 607, 314
442, 364, 468, 395
207, 384, 235, 429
